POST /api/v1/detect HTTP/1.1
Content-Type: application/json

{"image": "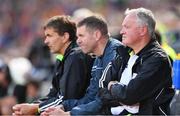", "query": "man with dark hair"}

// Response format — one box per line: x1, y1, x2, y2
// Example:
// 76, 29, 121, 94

12, 15, 93, 115
40, 15, 126, 116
